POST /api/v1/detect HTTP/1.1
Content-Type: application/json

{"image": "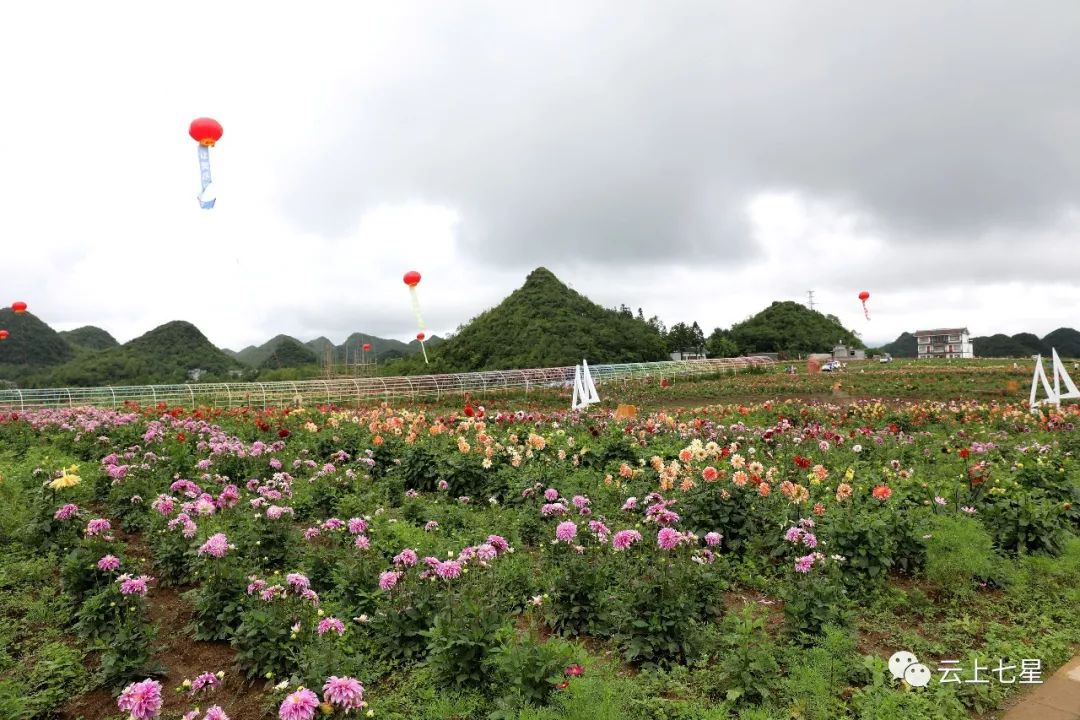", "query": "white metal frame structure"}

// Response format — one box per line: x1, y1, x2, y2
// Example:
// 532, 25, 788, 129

571, 359, 601, 410
1030, 348, 1080, 410
0, 357, 774, 411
